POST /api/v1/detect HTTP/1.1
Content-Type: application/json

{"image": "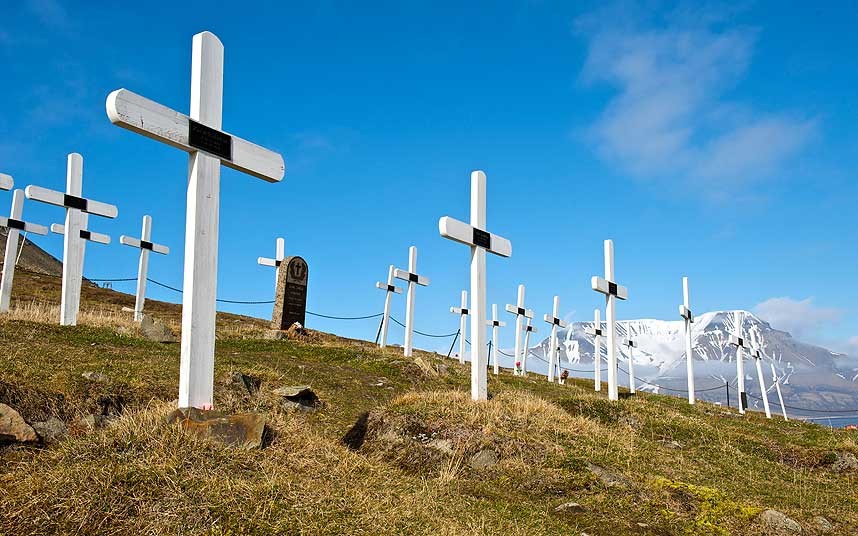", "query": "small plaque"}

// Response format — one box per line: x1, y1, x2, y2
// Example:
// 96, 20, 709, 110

608, 282, 618, 296
473, 228, 491, 249
461, 308, 468, 315
80, 230, 91, 240
6, 218, 25, 231
63, 194, 88, 211
188, 119, 233, 161
140, 240, 154, 251
517, 307, 526, 316
387, 285, 396, 293
594, 328, 602, 335
408, 273, 419, 283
